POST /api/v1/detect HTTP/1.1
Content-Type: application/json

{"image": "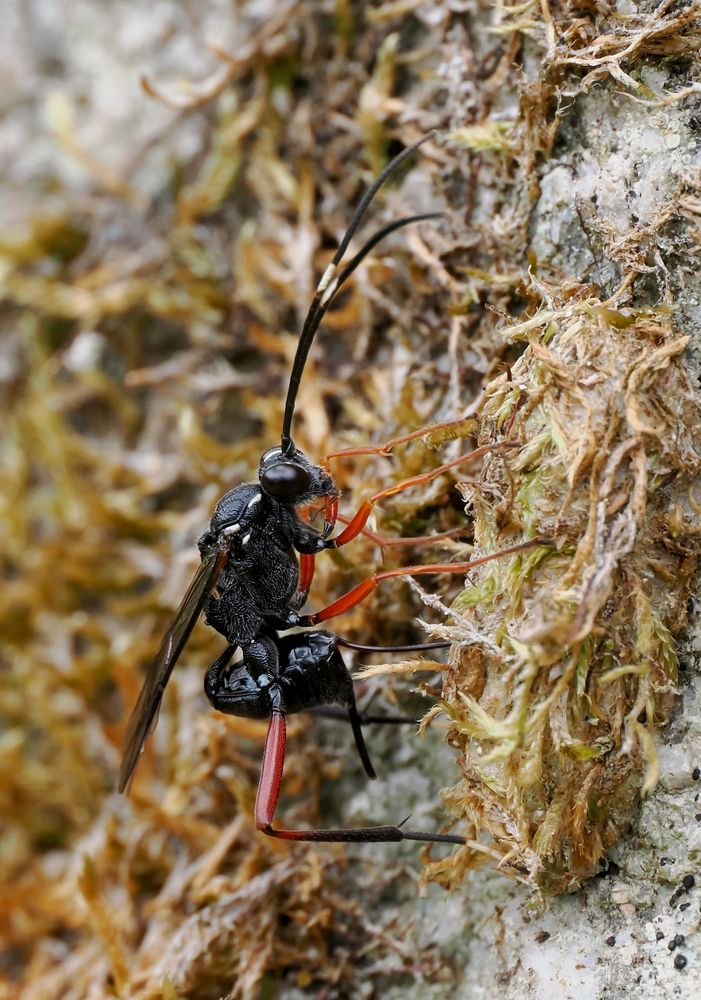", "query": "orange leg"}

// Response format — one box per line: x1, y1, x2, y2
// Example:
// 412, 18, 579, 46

335, 513, 468, 549
323, 414, 478, 463
301, 538, 552, 626
330, 441, 517, 550
297, 444, 510, 602
323, 494, 339, 538
297, 522, 467, 606
298, 553, 316, 601
296, 496, 340, 605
